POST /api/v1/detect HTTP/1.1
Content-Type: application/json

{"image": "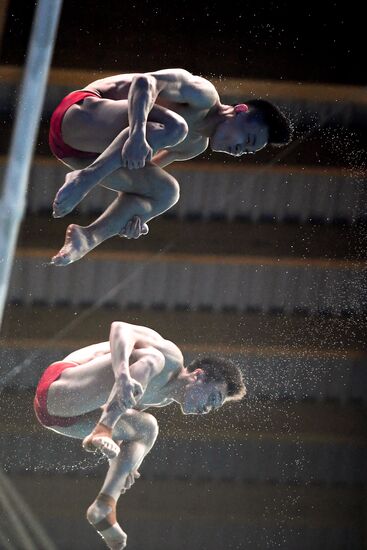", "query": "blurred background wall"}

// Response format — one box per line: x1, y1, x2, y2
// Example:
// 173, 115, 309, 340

0, 1, 366, 549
